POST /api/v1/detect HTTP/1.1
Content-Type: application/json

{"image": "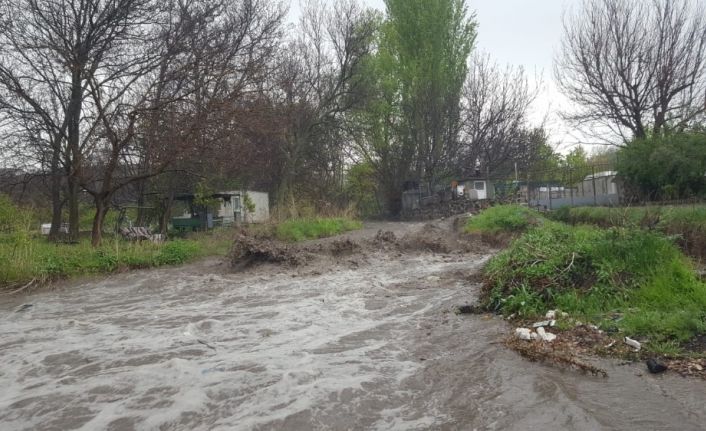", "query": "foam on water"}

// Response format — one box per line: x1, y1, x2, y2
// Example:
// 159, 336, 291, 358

0, 254, 487, 430
2, 249, 706, 431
